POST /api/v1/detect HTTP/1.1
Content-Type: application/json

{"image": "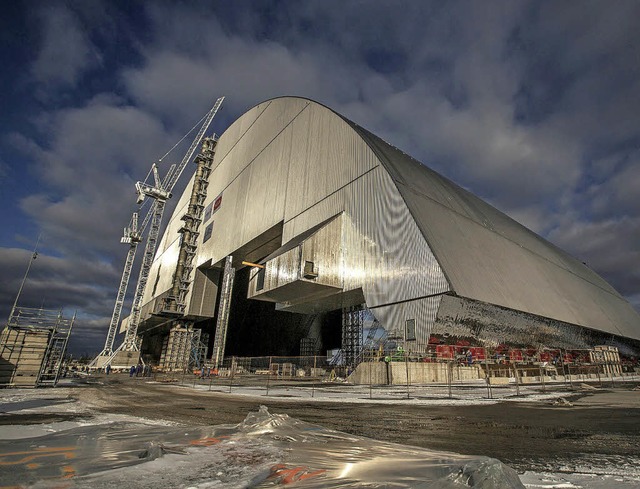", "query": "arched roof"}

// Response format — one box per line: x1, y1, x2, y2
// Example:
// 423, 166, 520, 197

334, 111, 640, 340
150, 96, 640, 342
